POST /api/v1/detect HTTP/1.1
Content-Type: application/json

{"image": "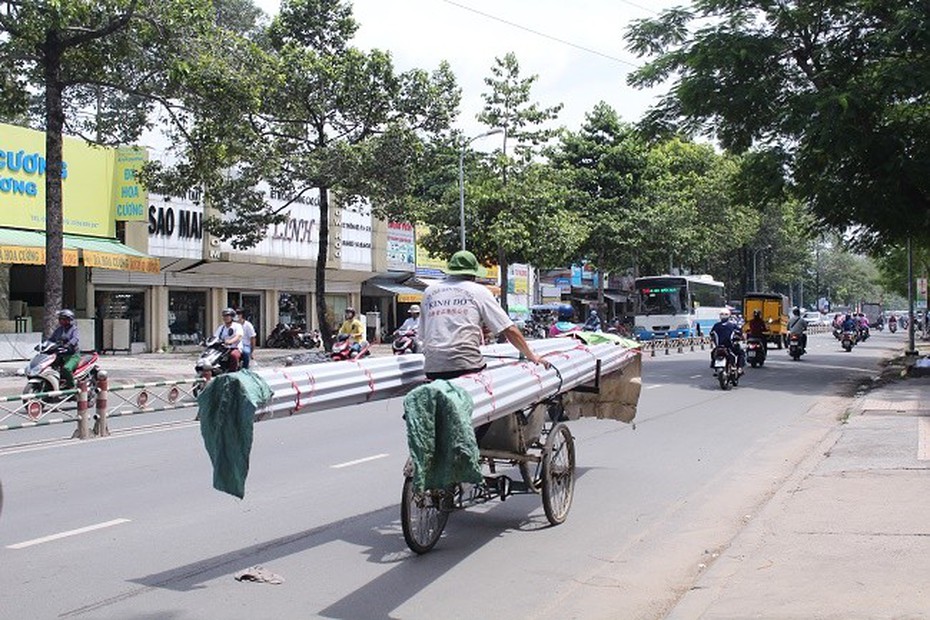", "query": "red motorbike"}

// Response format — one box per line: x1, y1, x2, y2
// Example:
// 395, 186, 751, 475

331, 334, 371, 361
